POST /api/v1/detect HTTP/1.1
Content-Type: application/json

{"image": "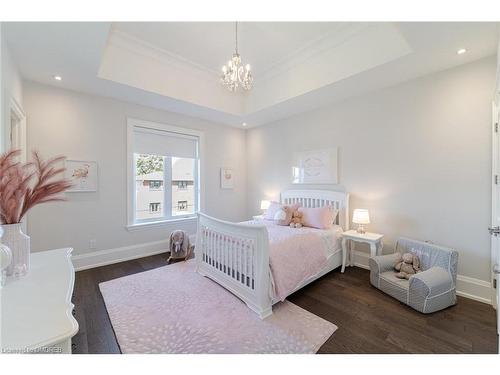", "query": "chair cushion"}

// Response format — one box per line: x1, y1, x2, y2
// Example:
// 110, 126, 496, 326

379, 271, 410, 289
378, 271, 409, 303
